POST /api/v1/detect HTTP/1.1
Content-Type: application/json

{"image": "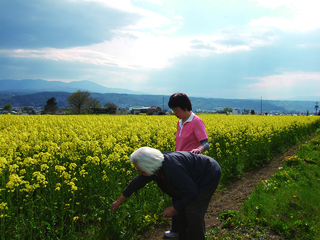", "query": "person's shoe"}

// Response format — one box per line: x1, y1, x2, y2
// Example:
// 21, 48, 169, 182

164, 231, 179, 238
